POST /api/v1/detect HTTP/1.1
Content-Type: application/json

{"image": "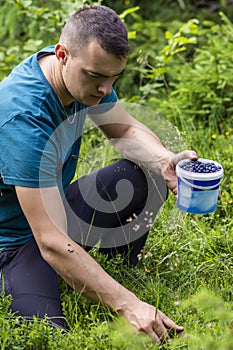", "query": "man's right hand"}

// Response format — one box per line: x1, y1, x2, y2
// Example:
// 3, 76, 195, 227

15, 185, 183, 344
118, 297, 184, 344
